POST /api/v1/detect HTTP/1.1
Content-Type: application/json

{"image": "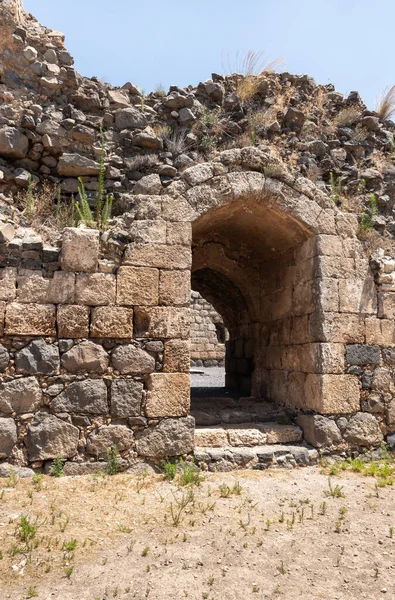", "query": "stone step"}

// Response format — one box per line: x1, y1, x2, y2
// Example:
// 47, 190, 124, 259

194, 422, 303, 448
194, 444, 319, 471
191, 398, 288, 426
